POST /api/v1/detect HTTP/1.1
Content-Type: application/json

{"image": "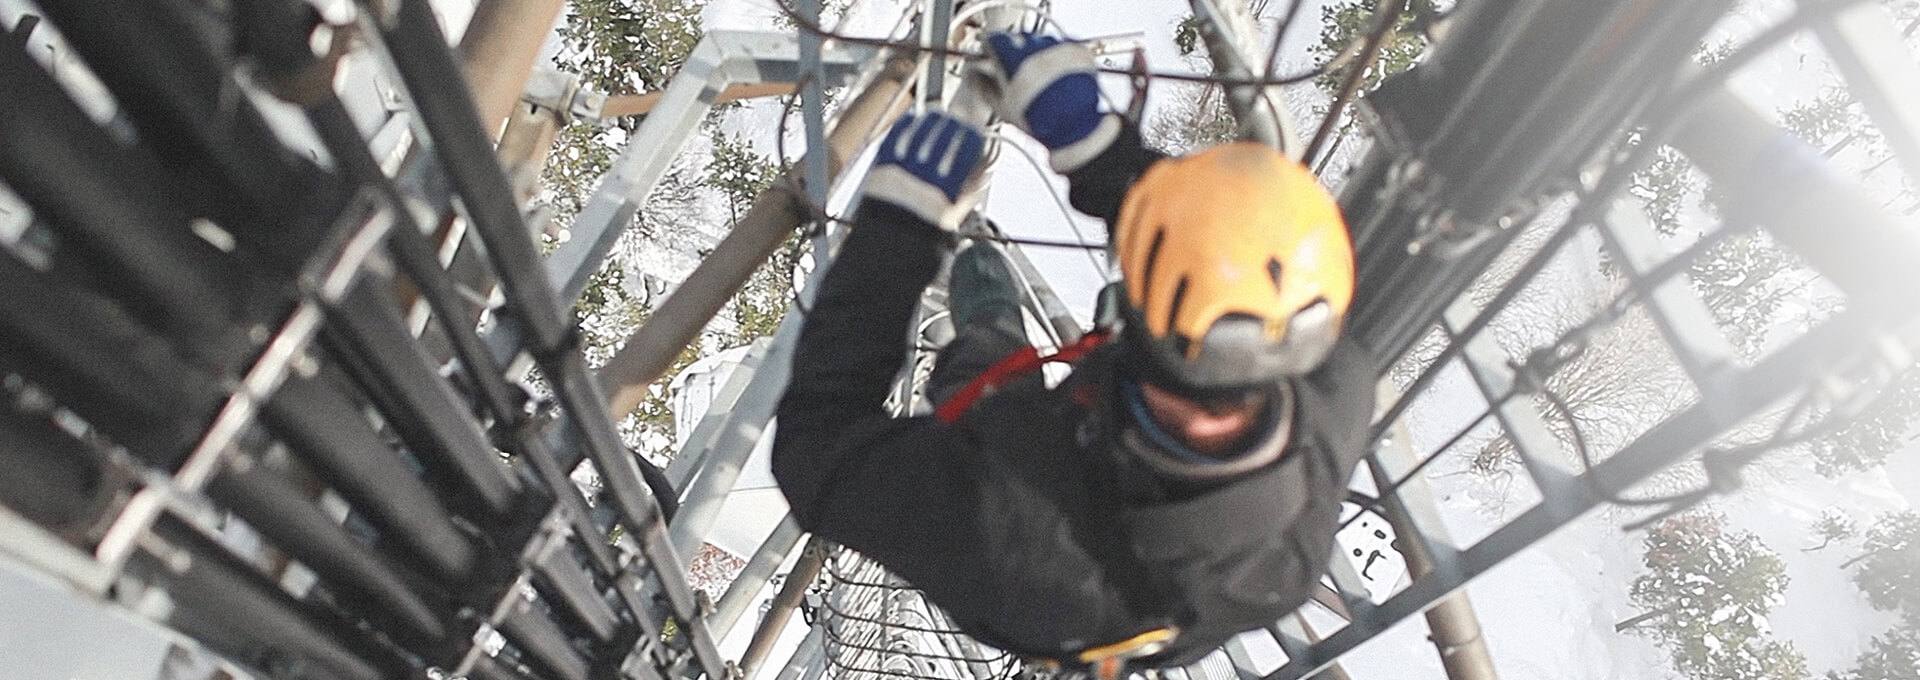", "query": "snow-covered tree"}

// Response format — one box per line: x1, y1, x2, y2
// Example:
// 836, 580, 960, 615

1301, 0, 1429, 173
1807, 370, 1920, 477
1806, 508, 1859, 552
542, 0, 799, 454
1621, 511, 1789, 632
1827, 507, 1920, 680
1467, 287, 1694, 484
1308, 0, 1429, 96
1143, 78, 1237, 156
542, 0, 803, 593
1629, 142, 1704, 238
1150, 0, 1274, 155
1691, 638, 1810, 680
1620, 511, 1807, 680
1845, 510, 1920, 617
1828, 622, 1920, 680
1153, 0, 1430, 162
702, 129, 792, 345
